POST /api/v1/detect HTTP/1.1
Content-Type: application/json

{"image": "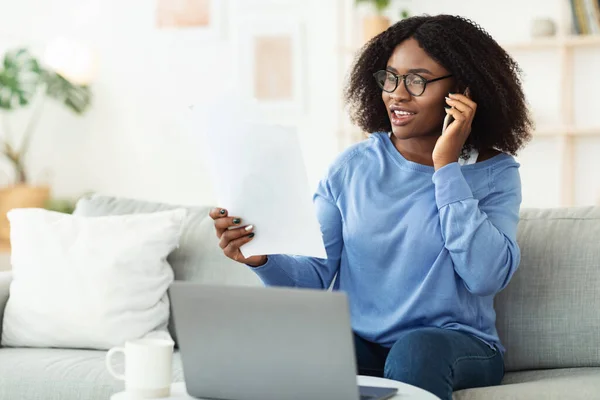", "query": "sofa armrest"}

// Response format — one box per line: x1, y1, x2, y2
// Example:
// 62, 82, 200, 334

0, 271, 12, 336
